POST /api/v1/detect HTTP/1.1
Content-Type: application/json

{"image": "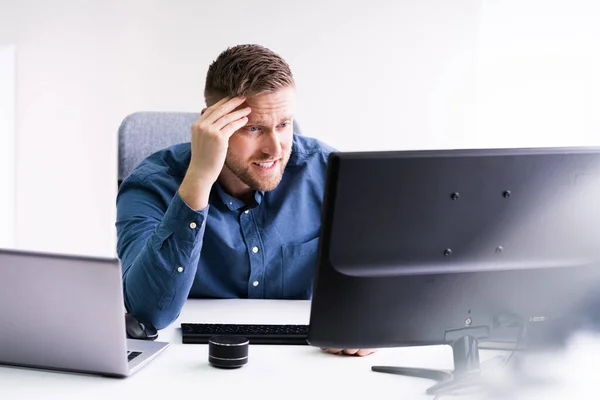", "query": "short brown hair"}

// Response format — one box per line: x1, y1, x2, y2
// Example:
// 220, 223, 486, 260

204, 44, 295, 106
